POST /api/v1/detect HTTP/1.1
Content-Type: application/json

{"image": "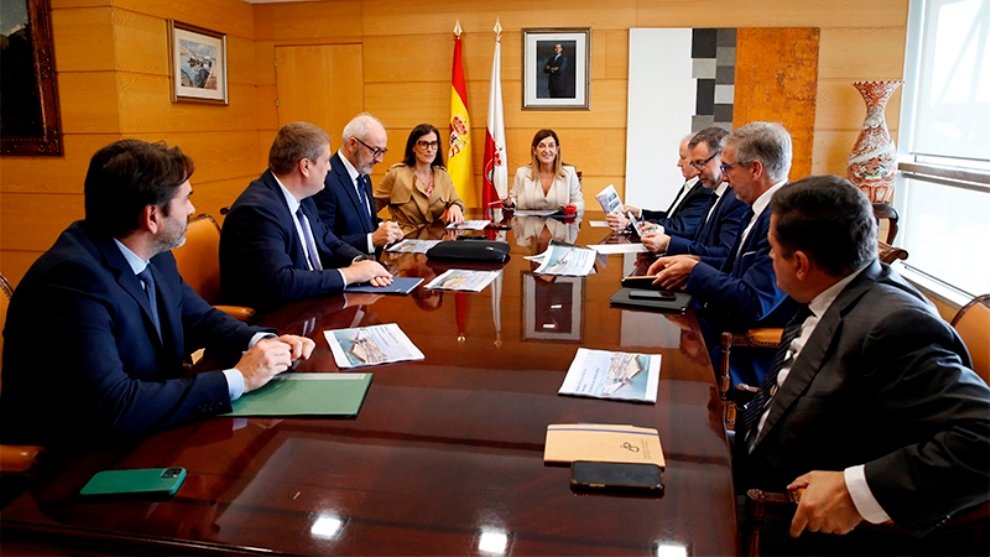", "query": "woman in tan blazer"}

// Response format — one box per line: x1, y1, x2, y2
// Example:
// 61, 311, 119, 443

374, 123, 465, 235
